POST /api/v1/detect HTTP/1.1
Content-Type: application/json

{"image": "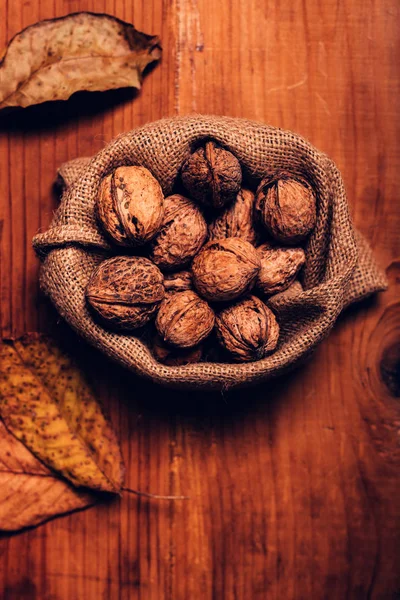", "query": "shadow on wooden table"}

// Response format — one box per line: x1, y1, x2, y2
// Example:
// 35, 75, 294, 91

39, 290, 386, 428
67, 325, 308, 425
0, 87, 138, 134
0, 59, 160, 135
70, 291, 390, 430
32, 272, 323, 432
